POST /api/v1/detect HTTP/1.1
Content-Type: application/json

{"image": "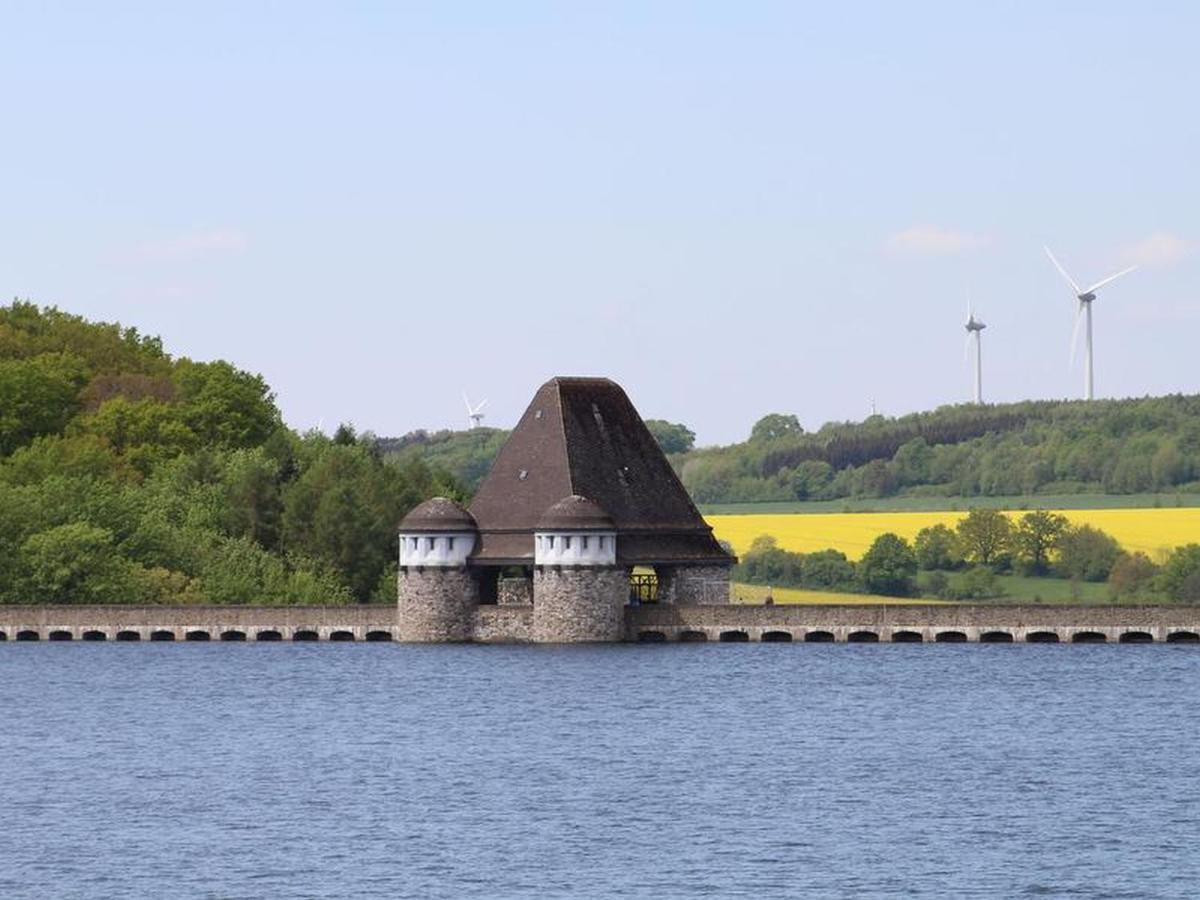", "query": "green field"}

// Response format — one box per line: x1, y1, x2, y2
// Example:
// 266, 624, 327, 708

701, 492, 1200, 516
